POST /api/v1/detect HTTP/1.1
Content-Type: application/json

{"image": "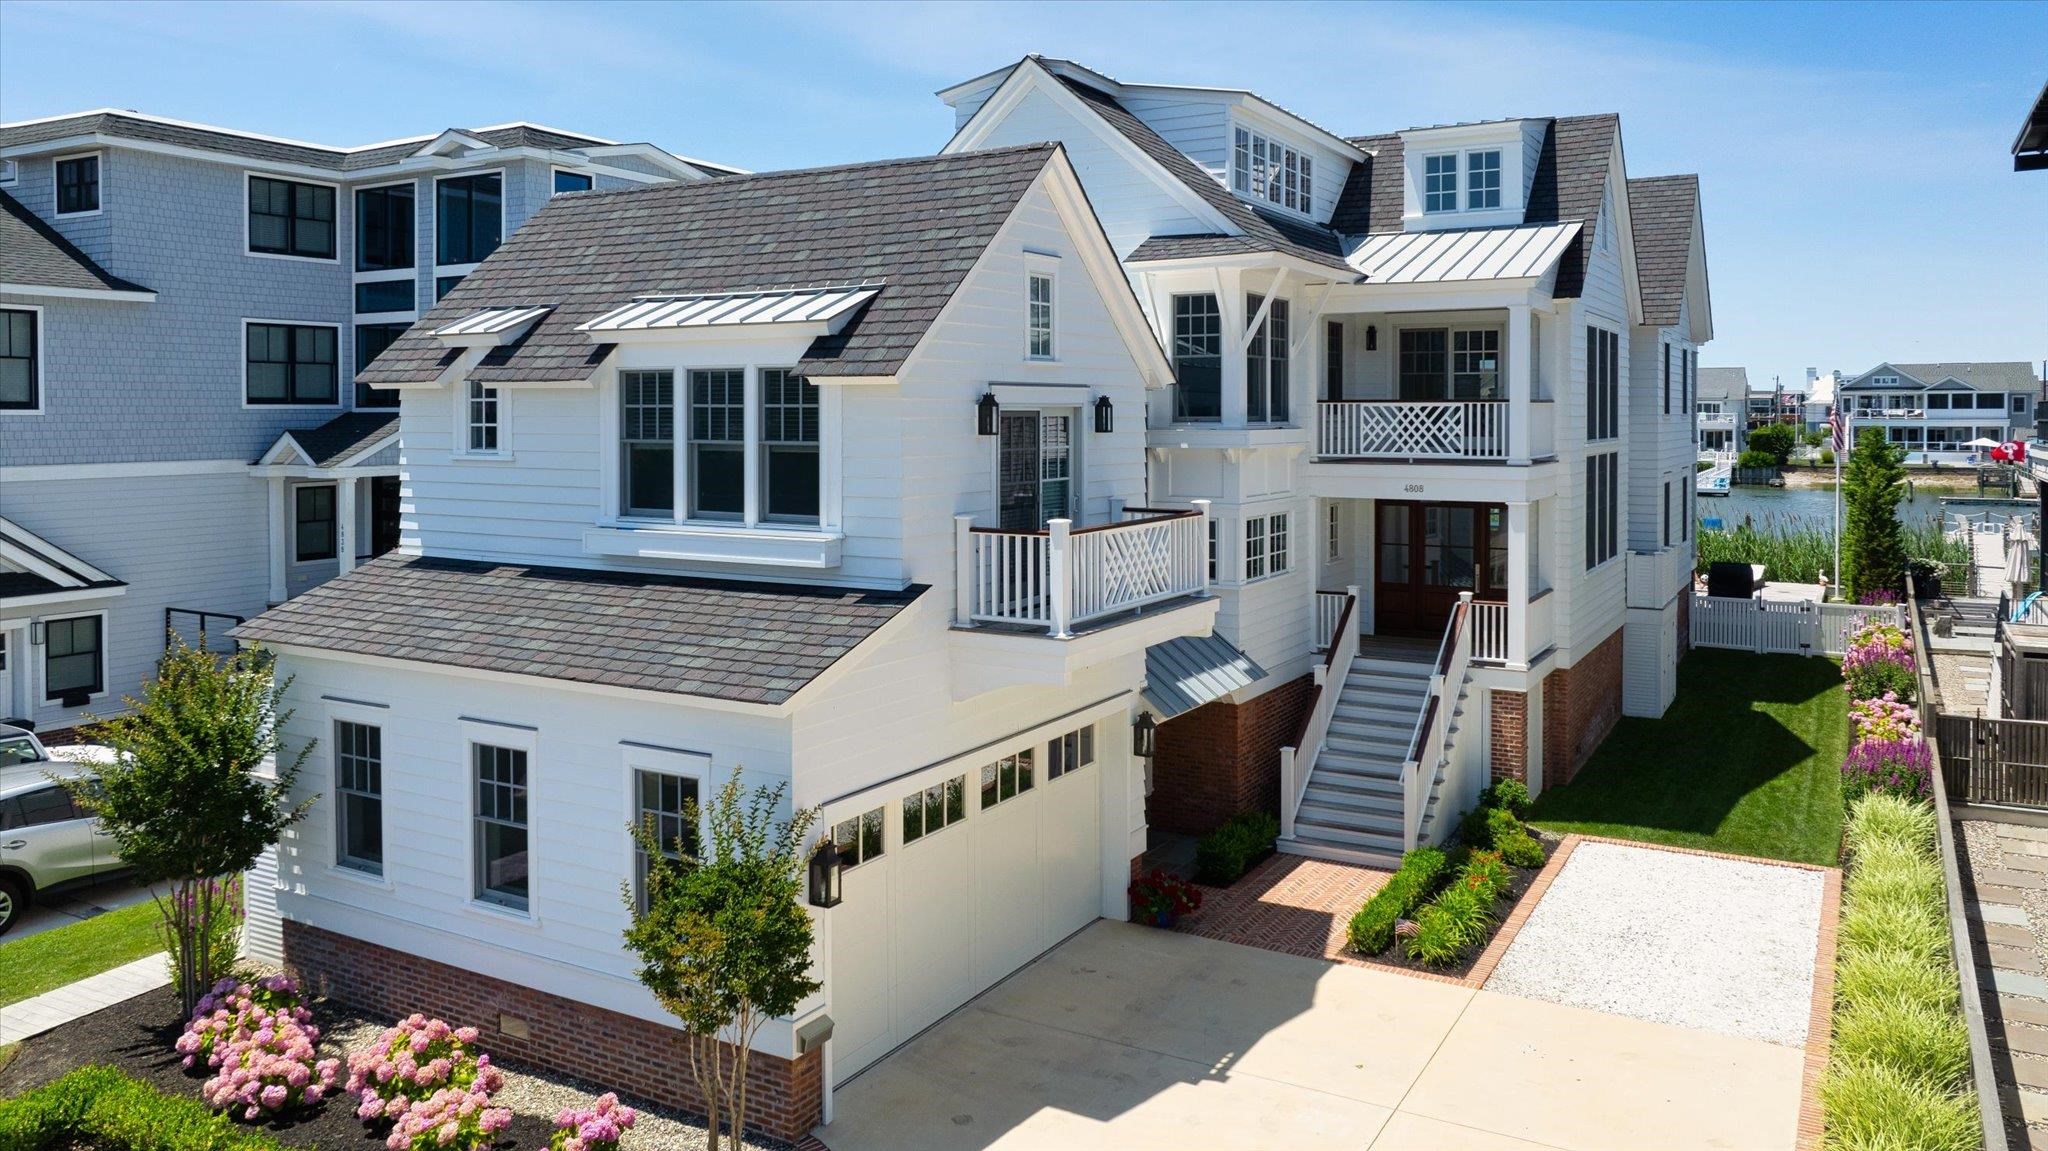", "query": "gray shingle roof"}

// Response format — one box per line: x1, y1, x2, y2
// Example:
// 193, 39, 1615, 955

233, 555, 926, 706
272, 411, 400, 467
0, 114, 632, 172
1331, 115, 1620, 299
358, 144, 1063, 386
1860, 362, 2042, 392
1696, 366, 1749, 403
0, 189, 150, 294
1626, 175, 1698, 328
